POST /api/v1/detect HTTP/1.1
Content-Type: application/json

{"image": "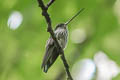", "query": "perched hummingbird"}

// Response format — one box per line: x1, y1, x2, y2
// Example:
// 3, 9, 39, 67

41, 8, 84, 73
